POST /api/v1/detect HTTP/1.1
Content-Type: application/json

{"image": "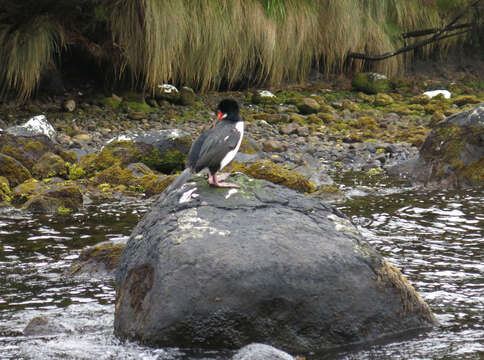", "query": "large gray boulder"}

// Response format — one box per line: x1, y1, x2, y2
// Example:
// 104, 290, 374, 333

114, 174, 435, 352
109, 129, 192, 174
388, 102, 484, 188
